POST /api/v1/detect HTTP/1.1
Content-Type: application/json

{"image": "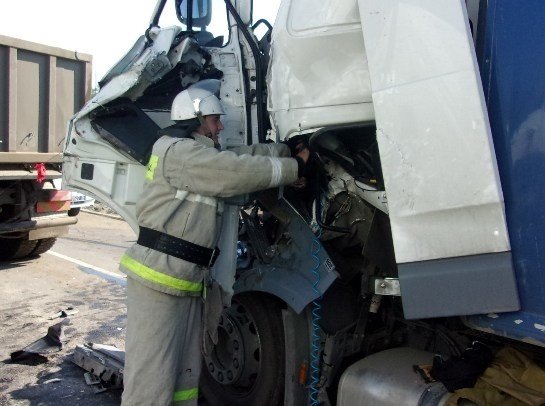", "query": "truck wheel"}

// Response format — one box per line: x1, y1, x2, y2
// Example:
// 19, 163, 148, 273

68, 208, 80, 217
30, 238, 57, 256
200, 293, 285, 406
0, 237, 38, 261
